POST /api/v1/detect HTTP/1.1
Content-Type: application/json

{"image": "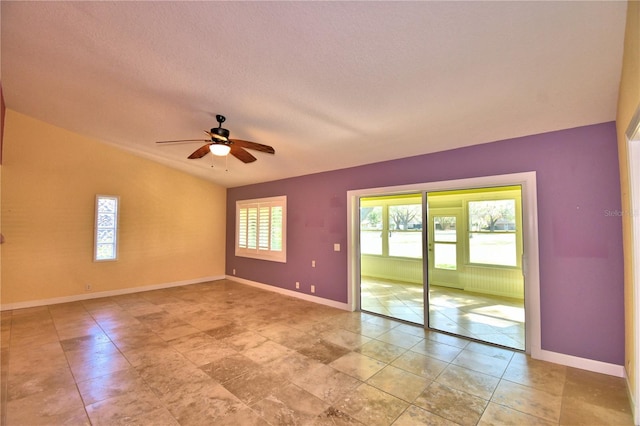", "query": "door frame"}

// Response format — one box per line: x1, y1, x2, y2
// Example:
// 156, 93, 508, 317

625, 106, 640, 426
347, 171, 540, 355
